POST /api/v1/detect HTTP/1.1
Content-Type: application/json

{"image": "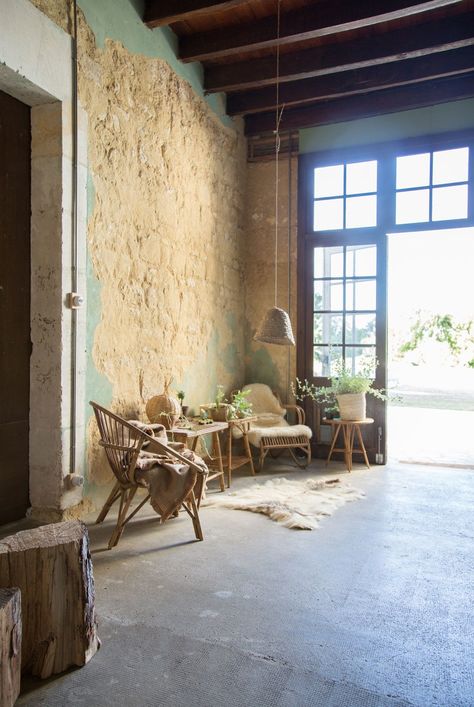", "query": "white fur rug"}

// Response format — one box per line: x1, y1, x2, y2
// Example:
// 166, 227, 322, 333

204, 477, 364, 530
